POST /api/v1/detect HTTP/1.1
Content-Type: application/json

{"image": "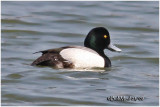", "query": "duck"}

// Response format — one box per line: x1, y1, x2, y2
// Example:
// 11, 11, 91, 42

31, 27, 121, 68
